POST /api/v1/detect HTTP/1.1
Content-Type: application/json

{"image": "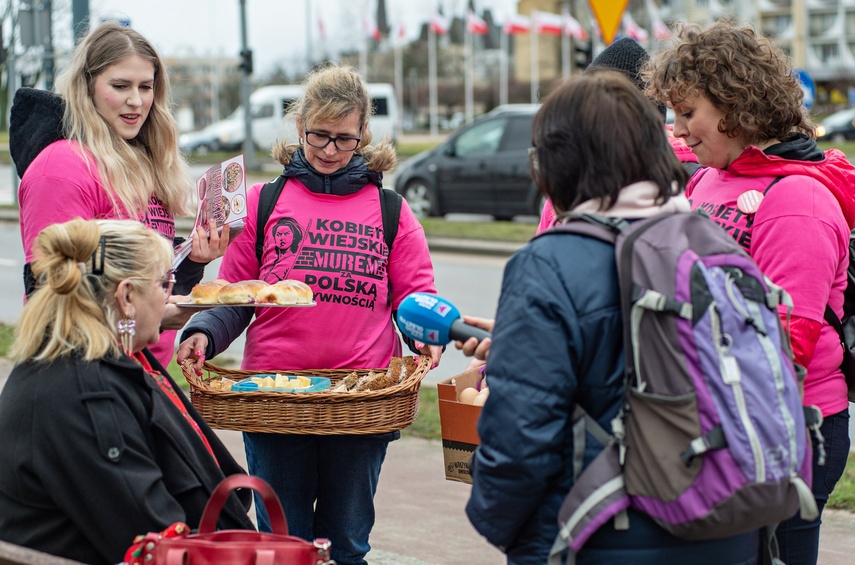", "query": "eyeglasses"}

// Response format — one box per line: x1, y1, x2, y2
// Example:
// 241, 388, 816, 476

304, 130, 361, 152
131, 270, 176, 298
